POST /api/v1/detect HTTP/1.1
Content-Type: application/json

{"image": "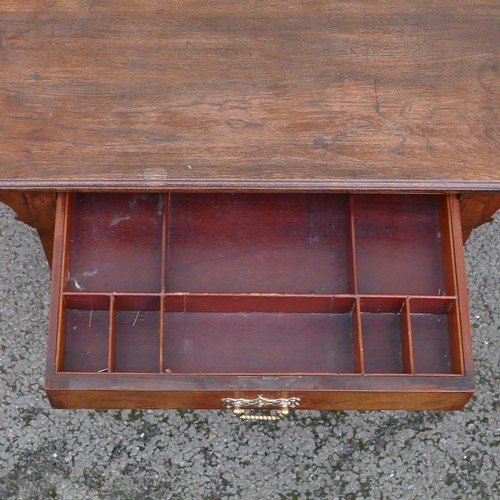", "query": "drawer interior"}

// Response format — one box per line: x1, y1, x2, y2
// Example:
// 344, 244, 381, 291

52, 193, 465, 378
